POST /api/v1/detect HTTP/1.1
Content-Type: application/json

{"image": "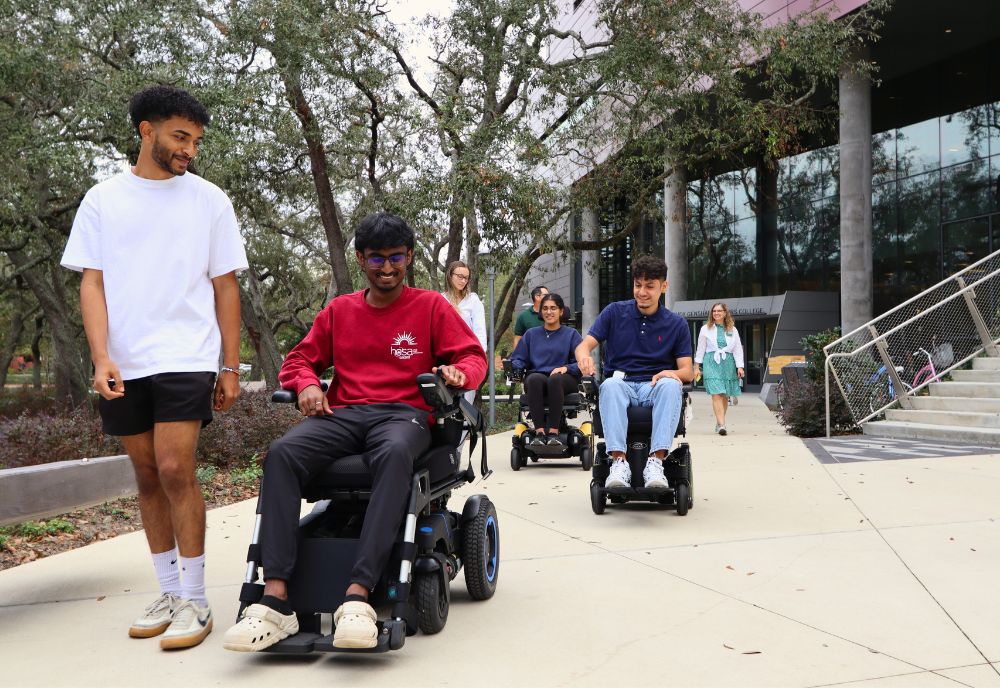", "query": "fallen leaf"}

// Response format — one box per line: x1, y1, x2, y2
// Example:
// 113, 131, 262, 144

96, 596, 105, 602
746, 572, 755, 576
723, 644, 734, 650
726, 565, 735, 570
742, 651, 761, 655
